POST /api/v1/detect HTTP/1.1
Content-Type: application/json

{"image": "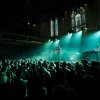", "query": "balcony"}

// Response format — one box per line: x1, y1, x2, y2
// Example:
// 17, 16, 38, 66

0, 31, 46, 45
